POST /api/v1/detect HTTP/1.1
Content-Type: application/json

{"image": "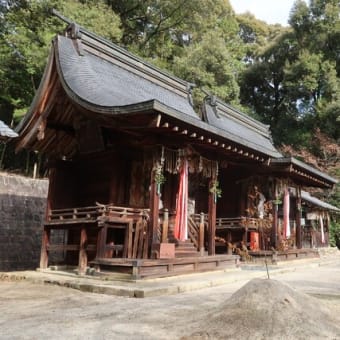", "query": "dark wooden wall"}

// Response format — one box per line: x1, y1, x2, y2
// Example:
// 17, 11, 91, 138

217, 166, 249, 218
49, 147, 153, 209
